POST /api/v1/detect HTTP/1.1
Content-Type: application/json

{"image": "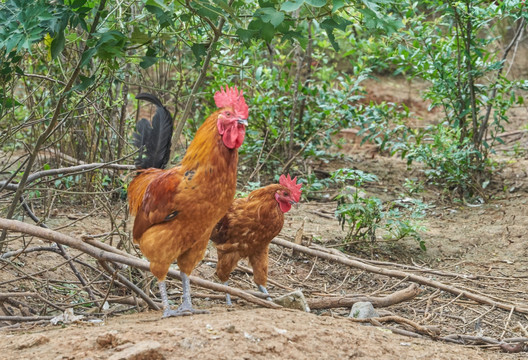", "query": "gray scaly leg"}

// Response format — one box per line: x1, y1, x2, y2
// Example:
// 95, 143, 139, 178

159, 272, 209, 317
257, 284, 272, 301
224, 281, 232, 306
